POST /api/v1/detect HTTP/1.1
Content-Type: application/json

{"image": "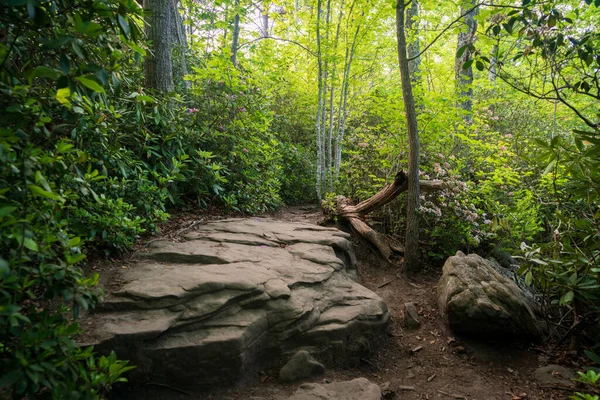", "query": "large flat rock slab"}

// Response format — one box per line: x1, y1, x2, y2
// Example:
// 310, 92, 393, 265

86, 218, 390, 388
